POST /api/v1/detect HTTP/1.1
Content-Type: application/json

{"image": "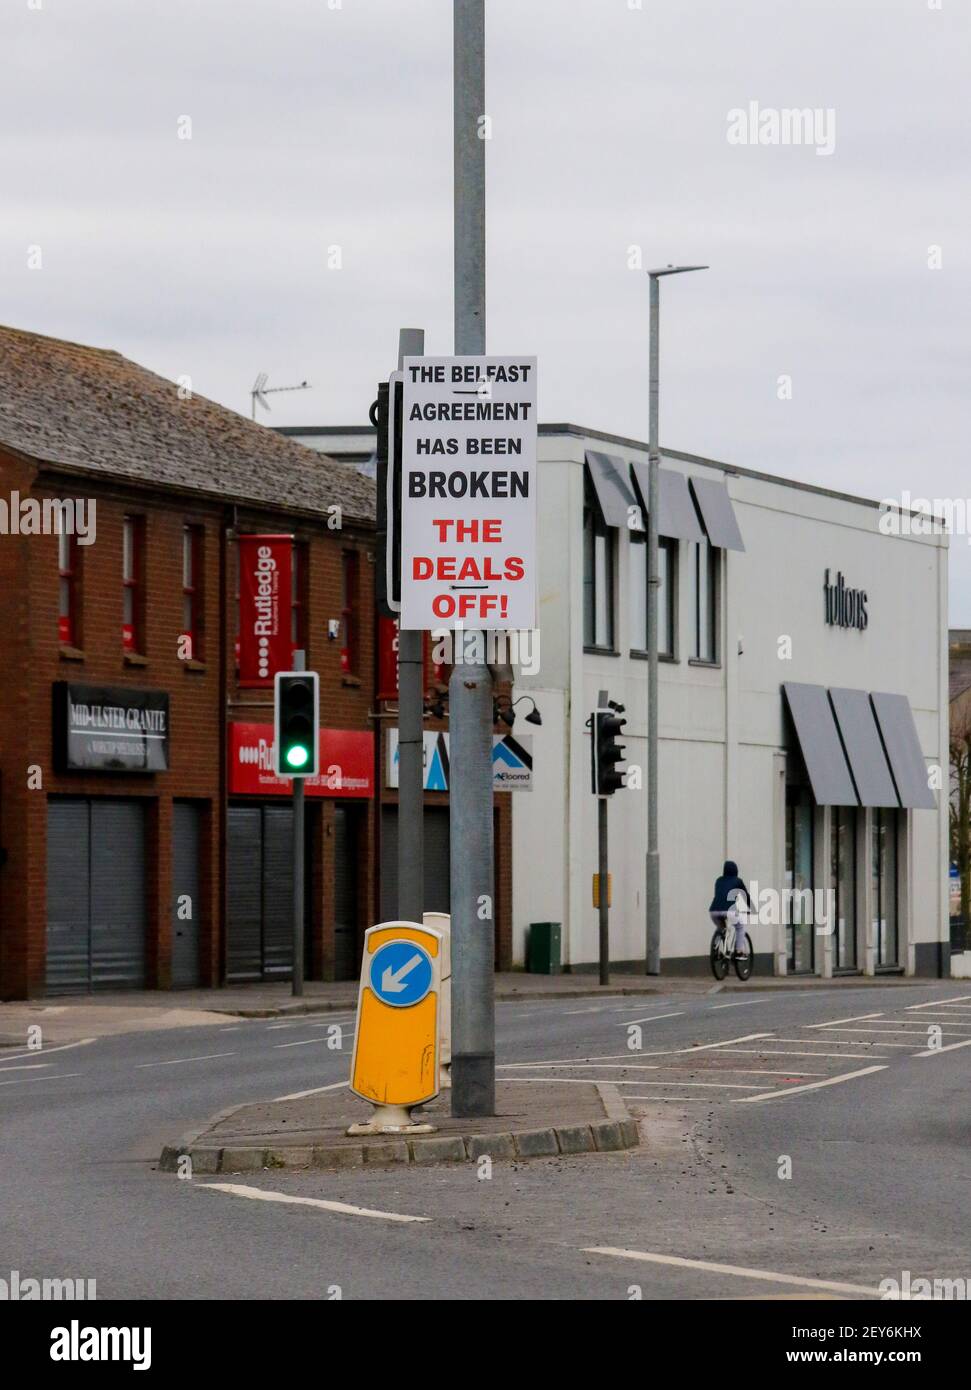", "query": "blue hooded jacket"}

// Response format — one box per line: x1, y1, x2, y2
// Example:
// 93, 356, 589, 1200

709, 860, 749, 914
